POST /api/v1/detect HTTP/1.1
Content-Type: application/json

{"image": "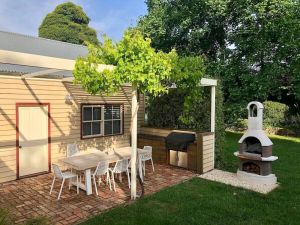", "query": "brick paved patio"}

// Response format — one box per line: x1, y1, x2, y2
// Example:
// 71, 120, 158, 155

0, 163, 195, 225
